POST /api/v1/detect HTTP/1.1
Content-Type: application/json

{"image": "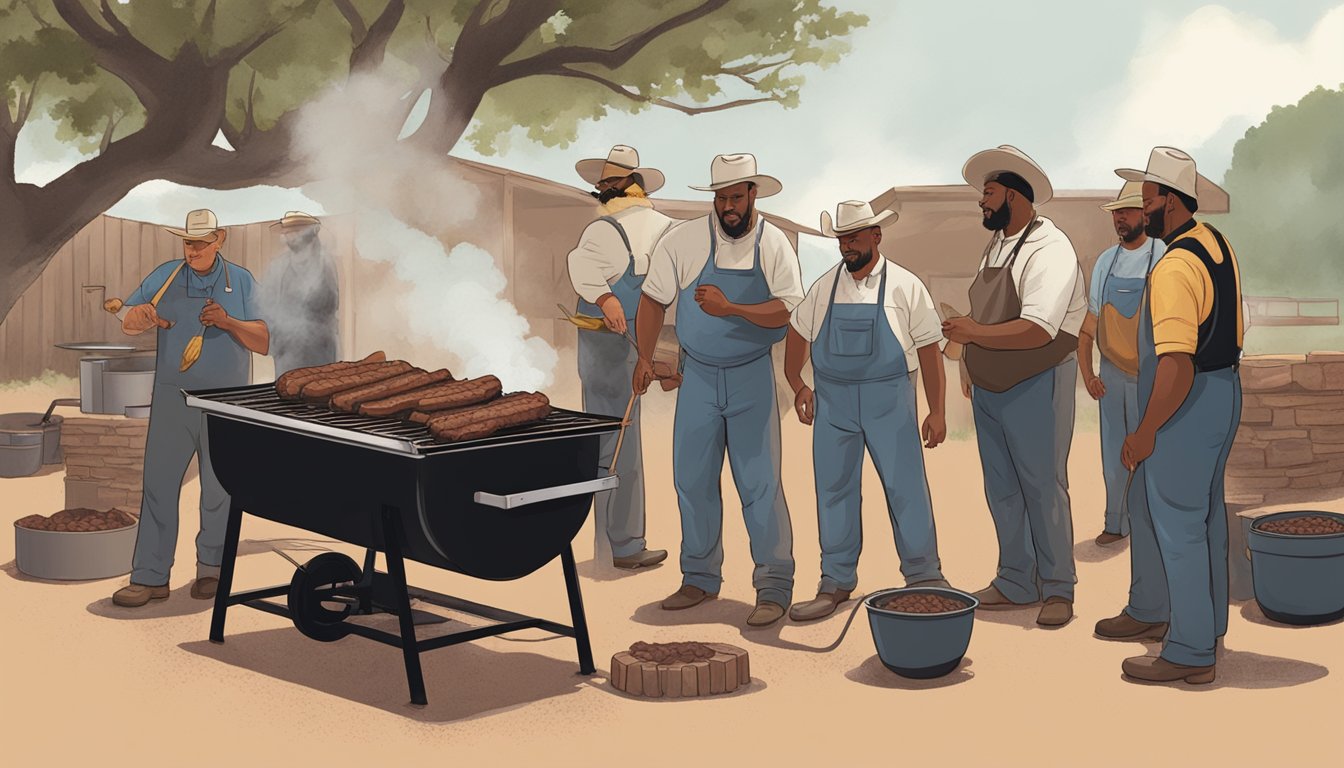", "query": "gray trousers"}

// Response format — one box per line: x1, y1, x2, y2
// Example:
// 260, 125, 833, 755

577, 330, 647, 559
130, 385, 230, 586
971, 357, 1078, 602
